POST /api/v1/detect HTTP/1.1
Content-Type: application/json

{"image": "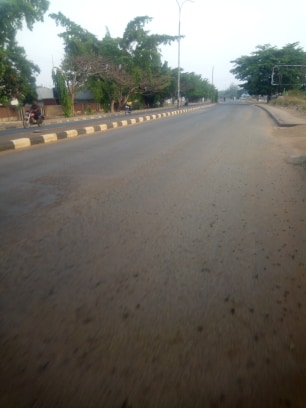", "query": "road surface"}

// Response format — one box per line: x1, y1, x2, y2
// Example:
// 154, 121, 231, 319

0, 102, 305, 408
